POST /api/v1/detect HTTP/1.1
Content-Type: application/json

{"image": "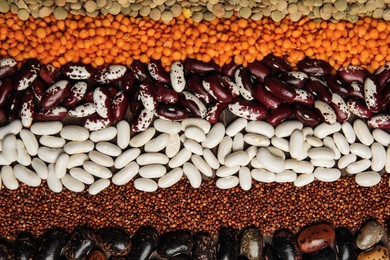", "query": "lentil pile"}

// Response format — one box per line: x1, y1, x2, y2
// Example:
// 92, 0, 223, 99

0, 176, 389, 240
1, 13, 390, 71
